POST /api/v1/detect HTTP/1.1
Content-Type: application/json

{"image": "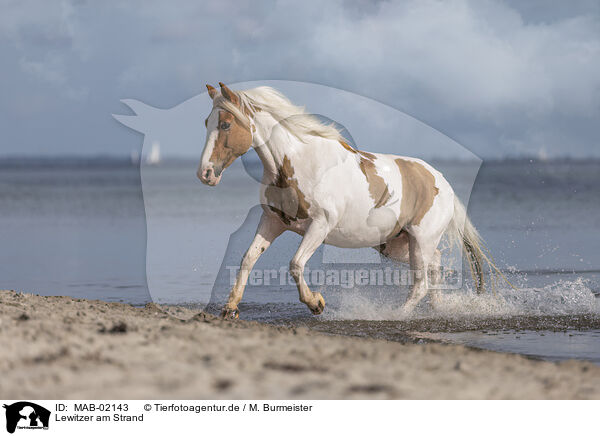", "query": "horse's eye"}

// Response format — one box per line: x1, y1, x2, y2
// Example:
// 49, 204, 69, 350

220, 122, 231, 130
